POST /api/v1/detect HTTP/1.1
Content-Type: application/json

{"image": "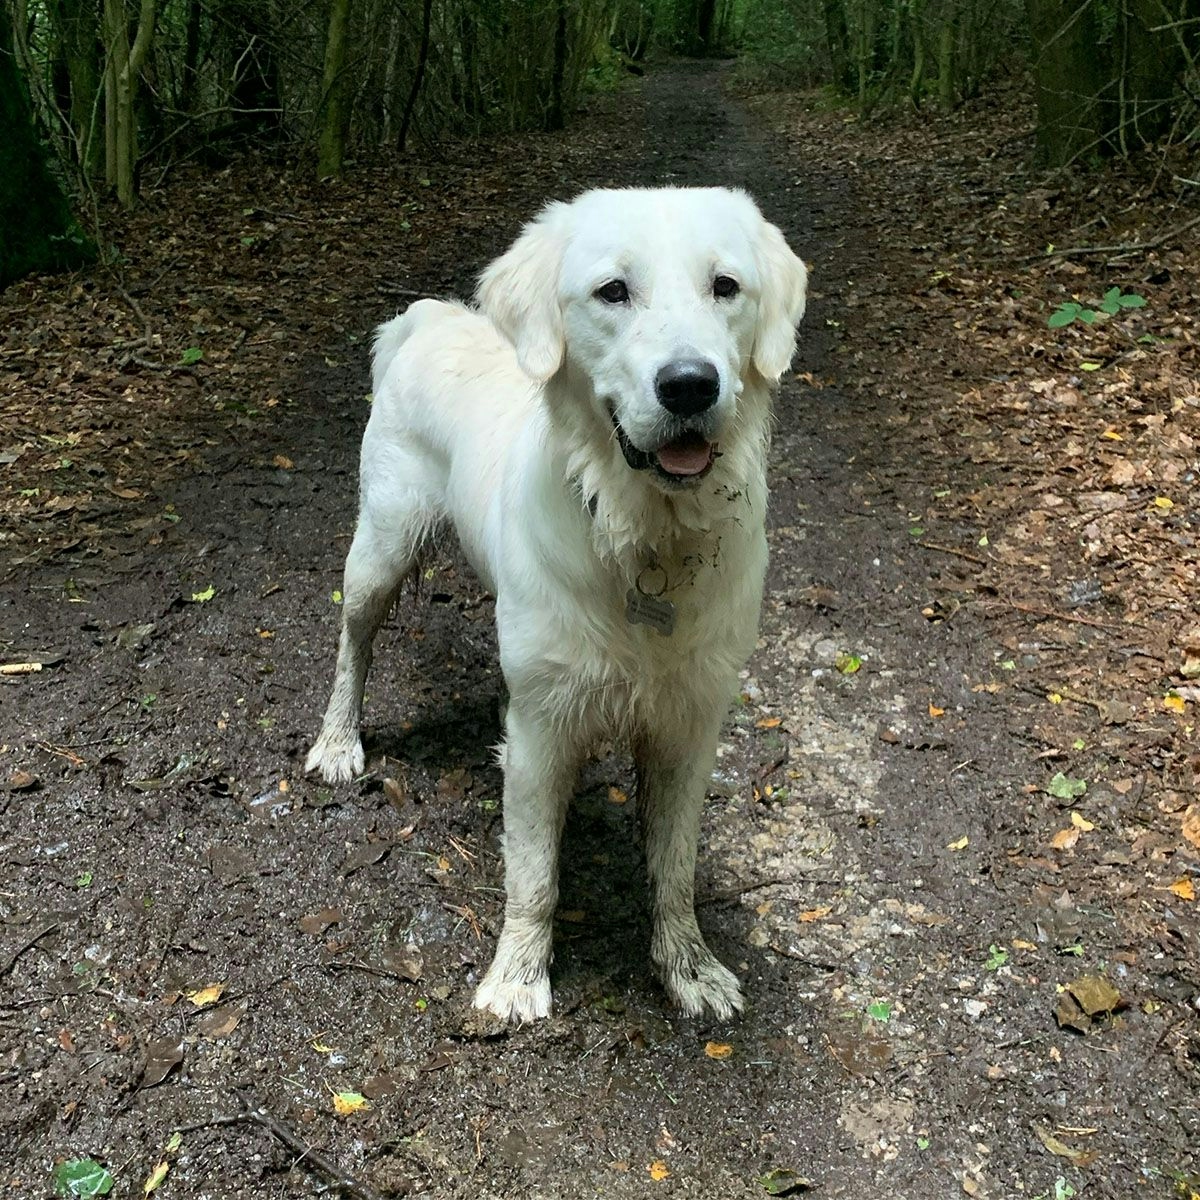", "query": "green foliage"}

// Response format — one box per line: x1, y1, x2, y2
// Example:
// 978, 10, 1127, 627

1048, 287, 1146, 328
53, 1160, 114, 1198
